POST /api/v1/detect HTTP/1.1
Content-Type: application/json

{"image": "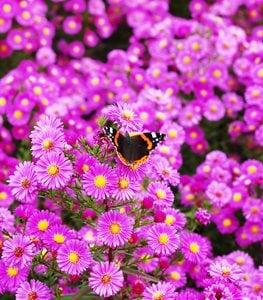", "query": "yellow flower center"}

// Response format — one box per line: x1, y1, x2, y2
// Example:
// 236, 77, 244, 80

42, 138, 54, 150
223, 218, 232, 227
153, 69, 160, 77
156, 189, 166, 199
153, 291, 164, 300
33, 86, 42, 95
257, 68, 263, 78
213, 70, 222, 78
22, 11, 30, 19
183, 56, 191, 64
135, 74, 143, 81
171, 271, 180, 280
189, 242, 199, 253
21, 98, 29, 106
115, 79, 122, 87
168, 129, 177, 138
101, 274, 112, 284
210, 105, 218, 112
54, 234, 65, 244
0, 192, 7, 200
94, 175, 106, 188
118, 178, 129, 189
248, 165, 257, 174
82, 164, 89, 172
253, 283, 261, 293
233, 192, 242, 202
236, 257, 244, 265
37, 220, 49, 231
68, 251, 79, 263
14, 35, 22, 43
158, 233, 169, 245
0, 97, 6, 106
47, 164, 59, 176
7, 267, 18, 277
190, 132, 198, 139
192, 42, 200, 51
14, 110, 23, 119
110, 222, 121, 234
69, 21, 76, 29
165, 215, 175, 225
91, 77, 99, 85
221, 266, 231, 277
3, 4, 11, 12
251, 225, 259, 234
122, 109, 133, 121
